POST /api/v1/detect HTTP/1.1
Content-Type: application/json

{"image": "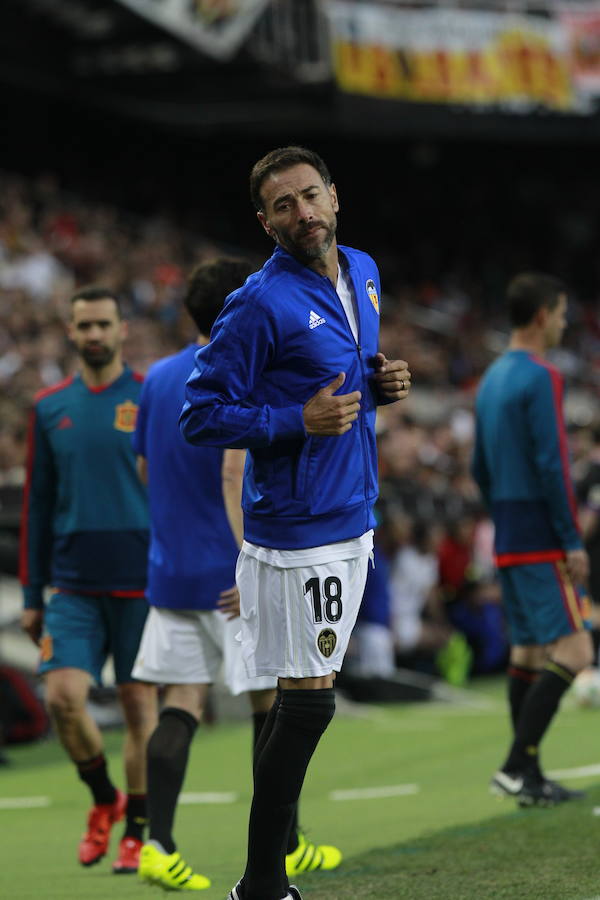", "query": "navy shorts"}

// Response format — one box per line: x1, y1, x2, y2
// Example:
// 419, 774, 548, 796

498, 560, 592, 647
38, 591, 149, 685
